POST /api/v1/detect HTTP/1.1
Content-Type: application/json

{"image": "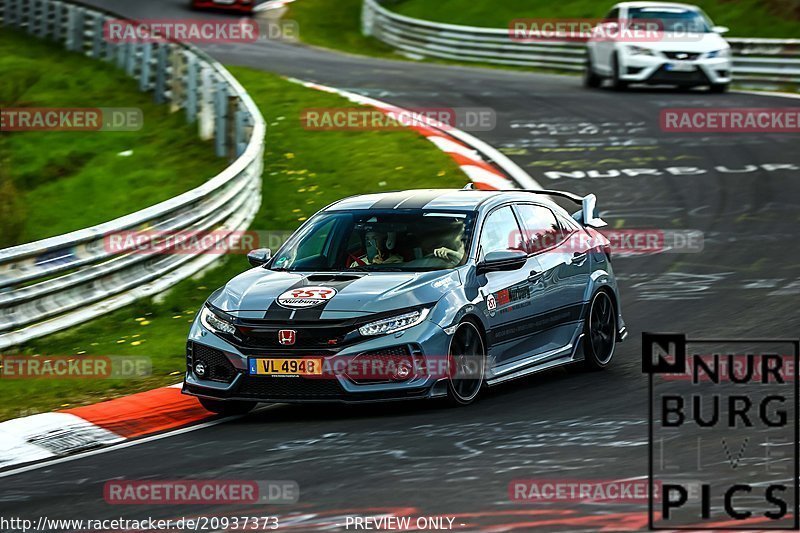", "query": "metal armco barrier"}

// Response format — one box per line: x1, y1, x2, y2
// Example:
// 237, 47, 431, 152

0, 0, 266, 349
363, 0, 800, 85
